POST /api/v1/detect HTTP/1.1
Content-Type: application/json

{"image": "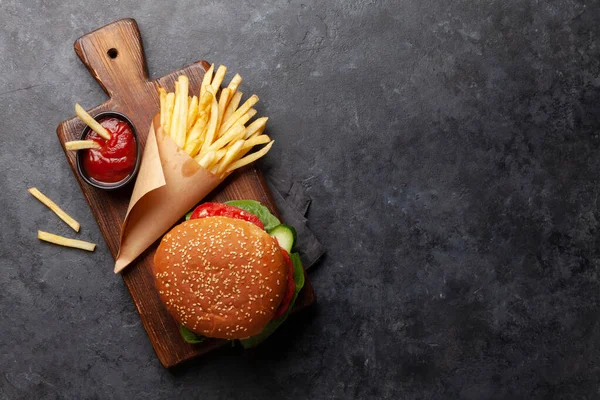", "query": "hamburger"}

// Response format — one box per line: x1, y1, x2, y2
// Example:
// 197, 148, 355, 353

152, 200, 304, 347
